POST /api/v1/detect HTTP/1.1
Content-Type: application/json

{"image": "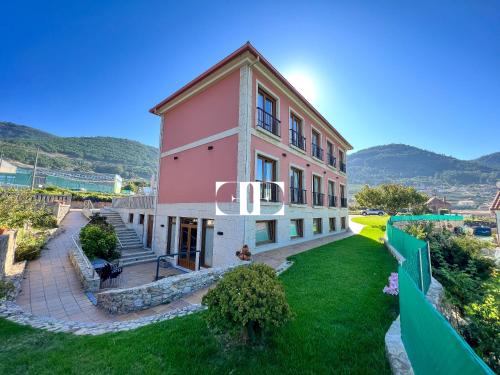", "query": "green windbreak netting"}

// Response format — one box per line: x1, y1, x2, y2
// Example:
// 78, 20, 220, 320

387, 222, 430, 293
389, 214, 463, 222
399, 267, 494, 375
